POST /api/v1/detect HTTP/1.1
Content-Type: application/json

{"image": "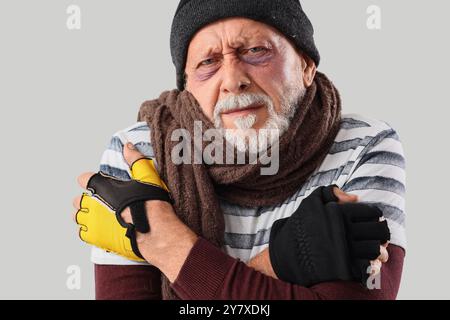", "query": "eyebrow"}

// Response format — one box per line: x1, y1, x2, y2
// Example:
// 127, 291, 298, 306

198, 34, 273, 58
